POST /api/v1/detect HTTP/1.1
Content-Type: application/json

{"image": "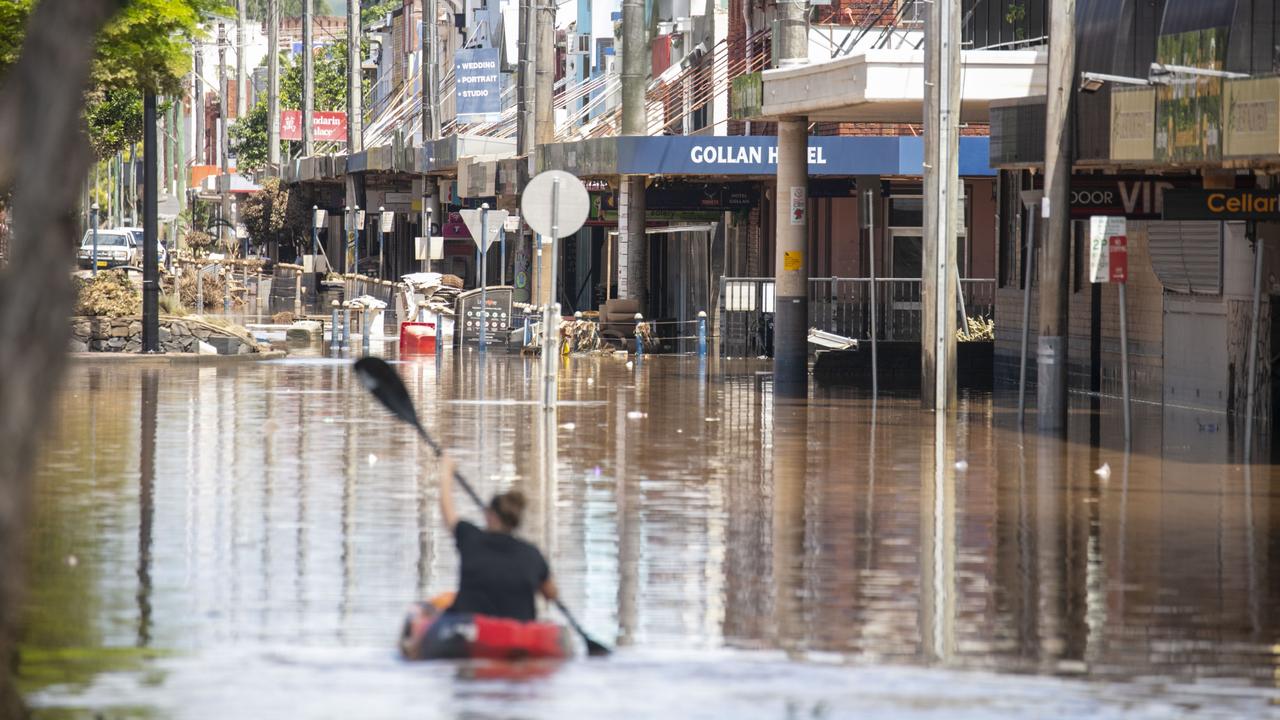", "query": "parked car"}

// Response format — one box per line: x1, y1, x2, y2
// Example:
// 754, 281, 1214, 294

77, 227, 166, 270
118, 227, 169, 267
77, 229, 134, 270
